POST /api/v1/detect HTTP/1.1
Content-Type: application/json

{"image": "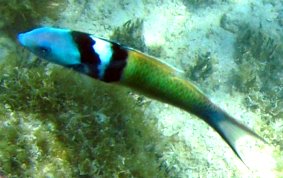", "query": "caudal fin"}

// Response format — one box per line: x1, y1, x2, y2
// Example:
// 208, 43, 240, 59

204, 108, 275, 170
